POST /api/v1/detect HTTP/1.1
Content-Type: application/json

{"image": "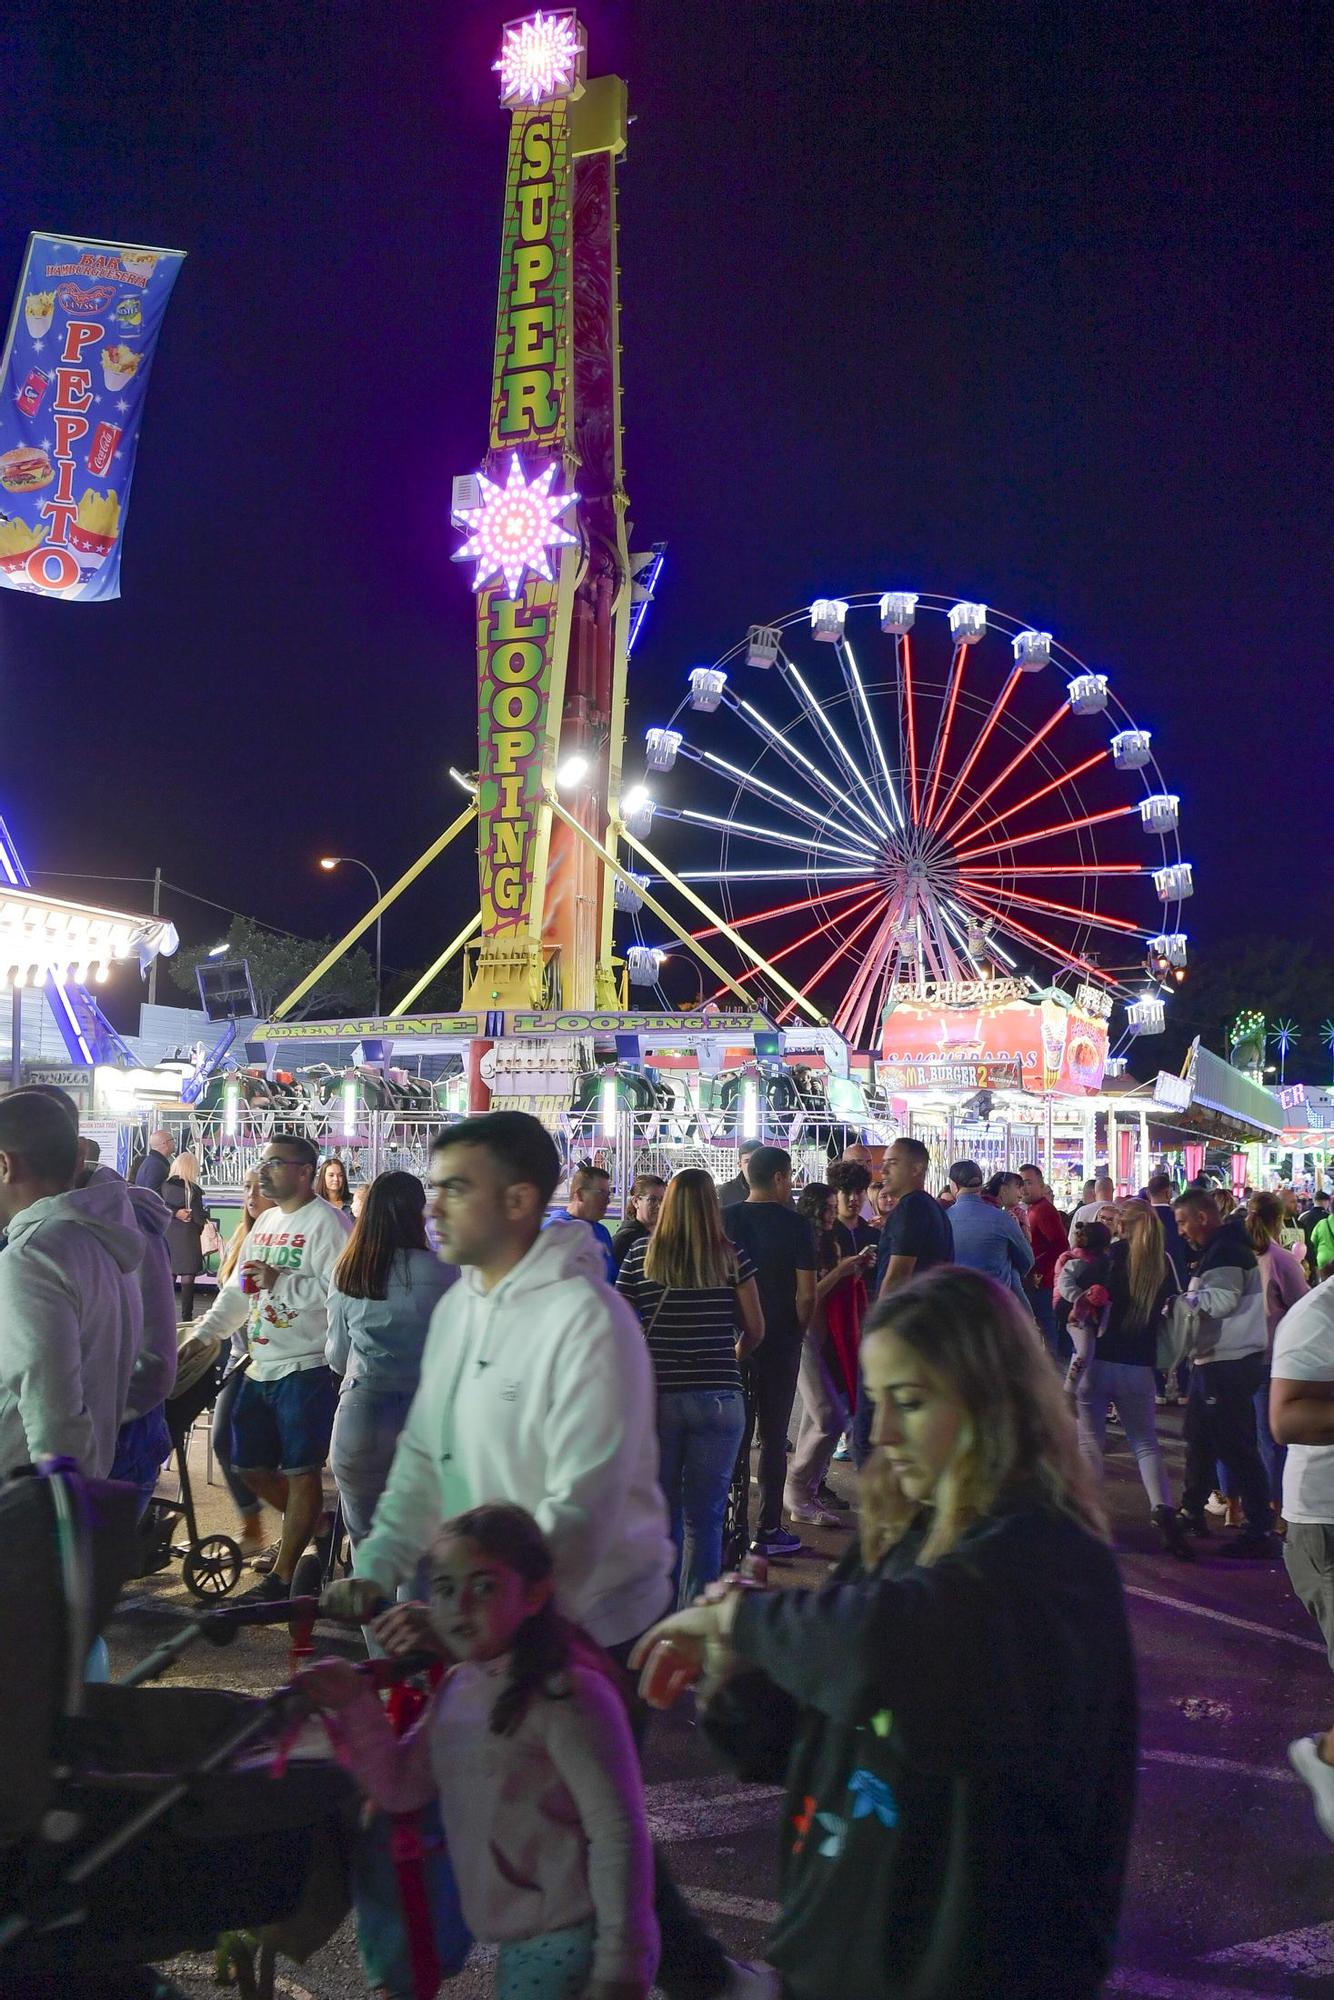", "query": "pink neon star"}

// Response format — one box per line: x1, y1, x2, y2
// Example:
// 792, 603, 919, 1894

454, 452, 579, 599
494, 11, 581, 105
